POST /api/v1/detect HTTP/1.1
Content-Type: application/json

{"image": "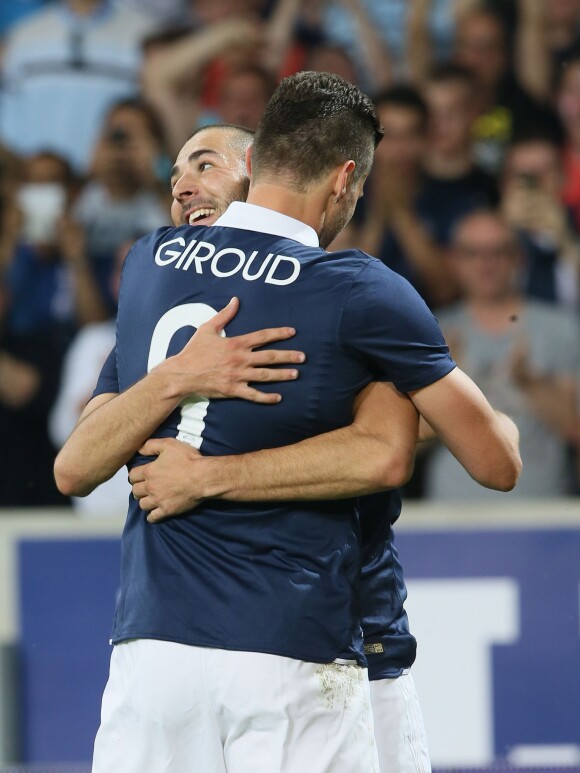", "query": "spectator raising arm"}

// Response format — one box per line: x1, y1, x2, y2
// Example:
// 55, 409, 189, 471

407, 0, 431, 86
514, 0, 551, 103
339, 0, 393, 92
141, 20, 264, 155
